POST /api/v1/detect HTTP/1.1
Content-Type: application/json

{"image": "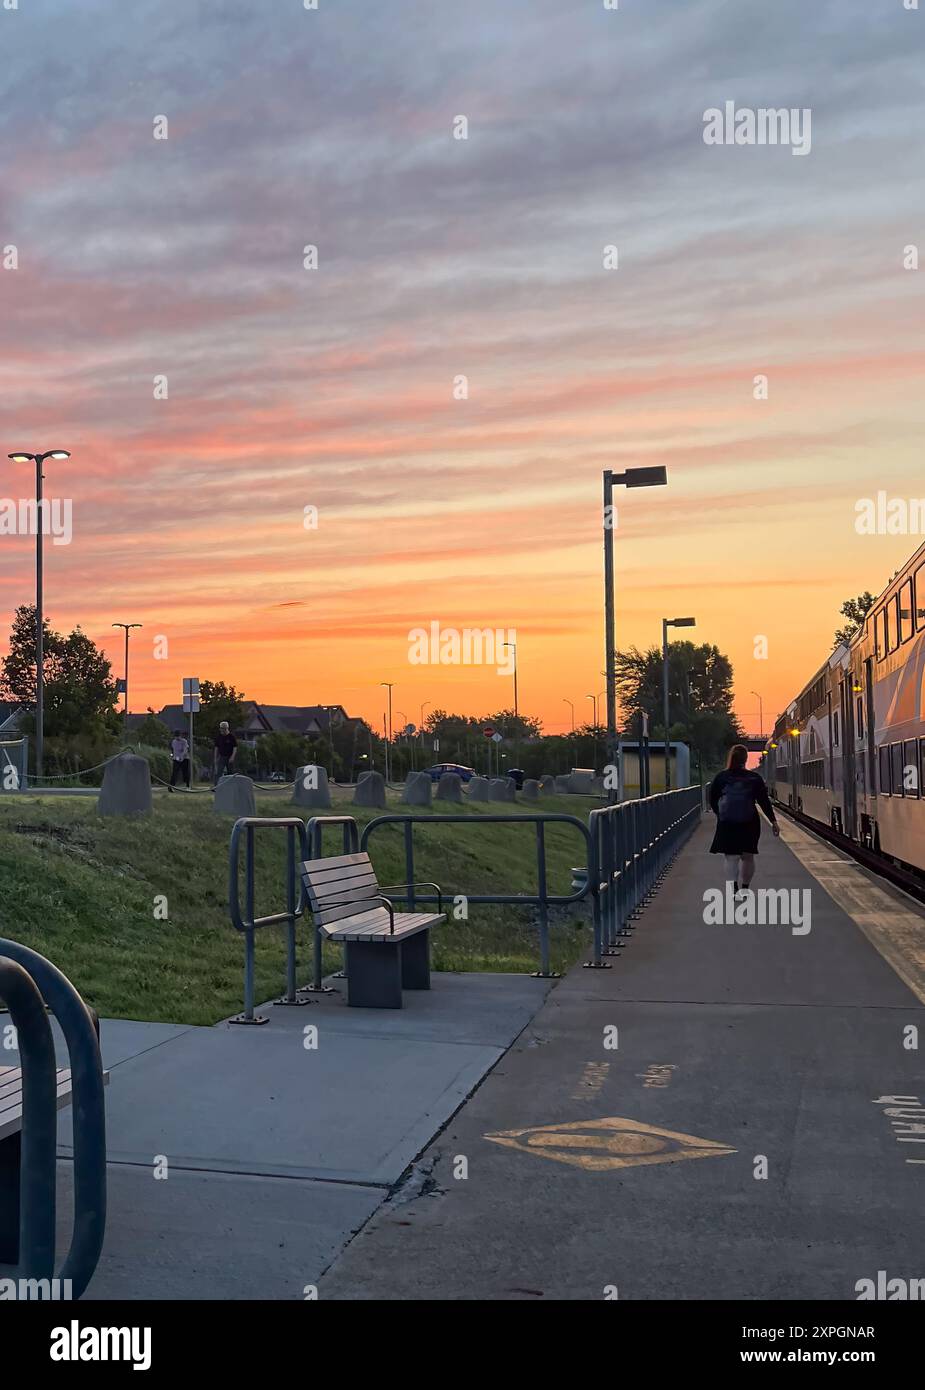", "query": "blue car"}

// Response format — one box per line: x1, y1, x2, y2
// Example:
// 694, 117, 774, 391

424, 763, 476, 783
